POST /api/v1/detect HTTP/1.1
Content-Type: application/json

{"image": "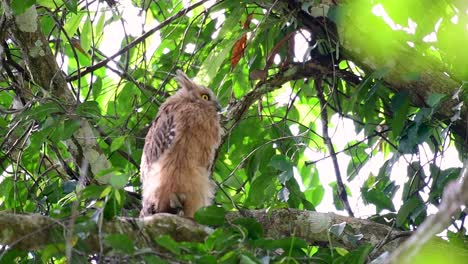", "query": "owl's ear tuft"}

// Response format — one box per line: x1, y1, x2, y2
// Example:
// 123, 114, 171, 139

175, 70, 197, 91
